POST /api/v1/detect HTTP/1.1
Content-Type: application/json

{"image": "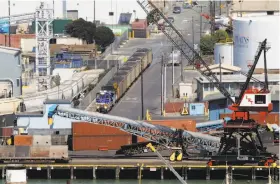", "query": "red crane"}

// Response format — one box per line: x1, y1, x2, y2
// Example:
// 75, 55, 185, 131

138, 0, 277, 165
